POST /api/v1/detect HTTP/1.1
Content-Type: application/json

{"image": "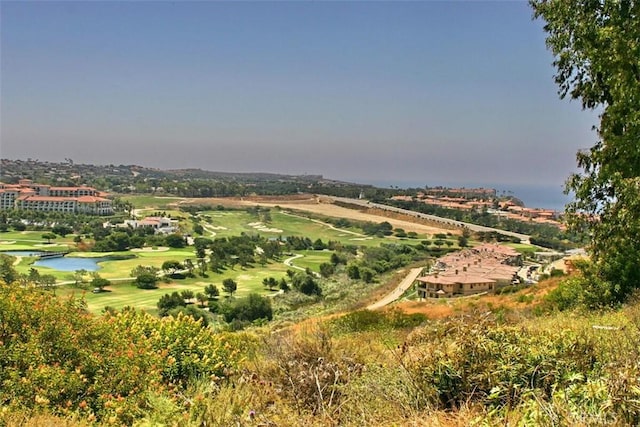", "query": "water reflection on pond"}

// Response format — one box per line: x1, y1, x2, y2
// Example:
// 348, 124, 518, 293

34, 257, 110, 272
1, 251, 110, 272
